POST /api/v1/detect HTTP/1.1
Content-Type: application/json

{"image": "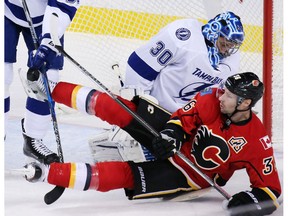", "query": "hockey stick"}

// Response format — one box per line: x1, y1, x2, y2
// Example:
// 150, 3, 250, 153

111, 63, 125, 87
50, 13, 231, 200
5, 167, 35, 177
21, 0, 65, 205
